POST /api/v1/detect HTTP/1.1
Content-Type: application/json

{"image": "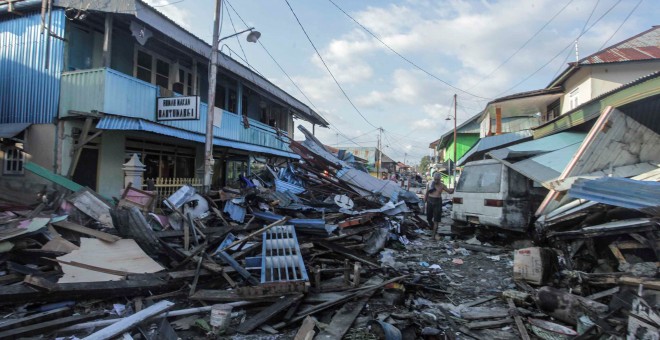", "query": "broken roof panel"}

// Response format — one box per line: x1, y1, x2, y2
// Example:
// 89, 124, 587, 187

457, 130, 533, 166
568, 177, 660, 216
488, 132, 586, 160
504, 142, 583, 184
536, 106, 660, 216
